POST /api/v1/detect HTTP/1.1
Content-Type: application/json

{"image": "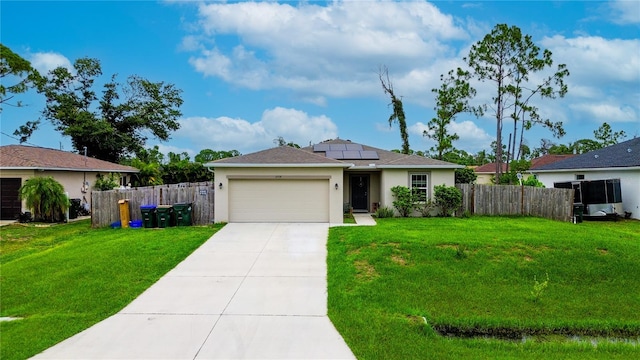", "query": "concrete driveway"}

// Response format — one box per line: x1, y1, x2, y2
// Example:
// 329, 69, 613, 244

32, 223, 355, 359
